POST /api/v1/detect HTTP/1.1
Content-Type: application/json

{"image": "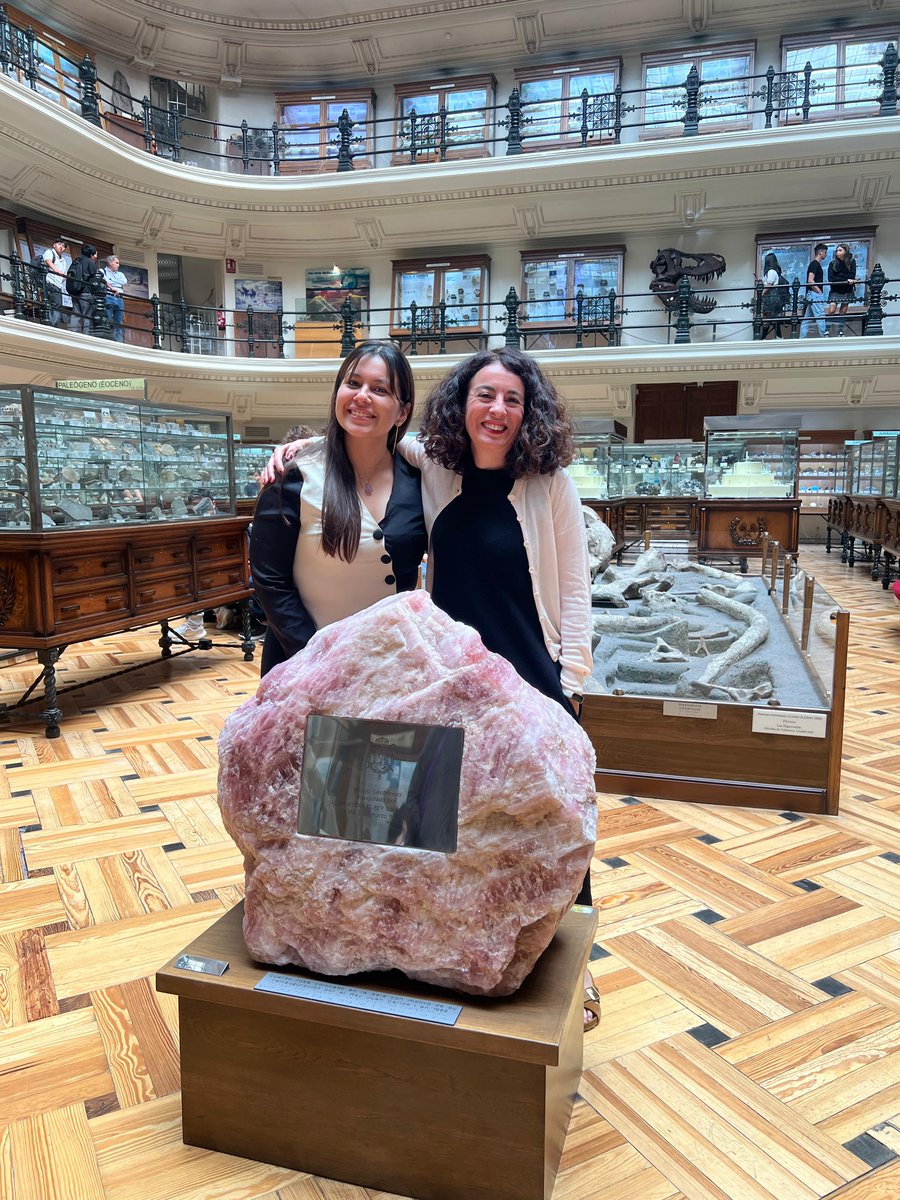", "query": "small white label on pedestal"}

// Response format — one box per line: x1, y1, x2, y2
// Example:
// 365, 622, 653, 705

662, 701, 718, 720
255, 973, 463, 1025
751, 709, 828, 738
